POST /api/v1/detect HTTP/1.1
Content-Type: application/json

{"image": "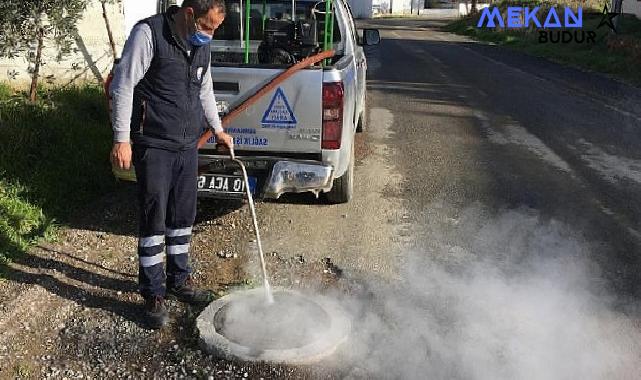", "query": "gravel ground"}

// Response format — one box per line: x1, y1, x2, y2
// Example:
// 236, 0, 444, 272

0, 132, 372, 379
